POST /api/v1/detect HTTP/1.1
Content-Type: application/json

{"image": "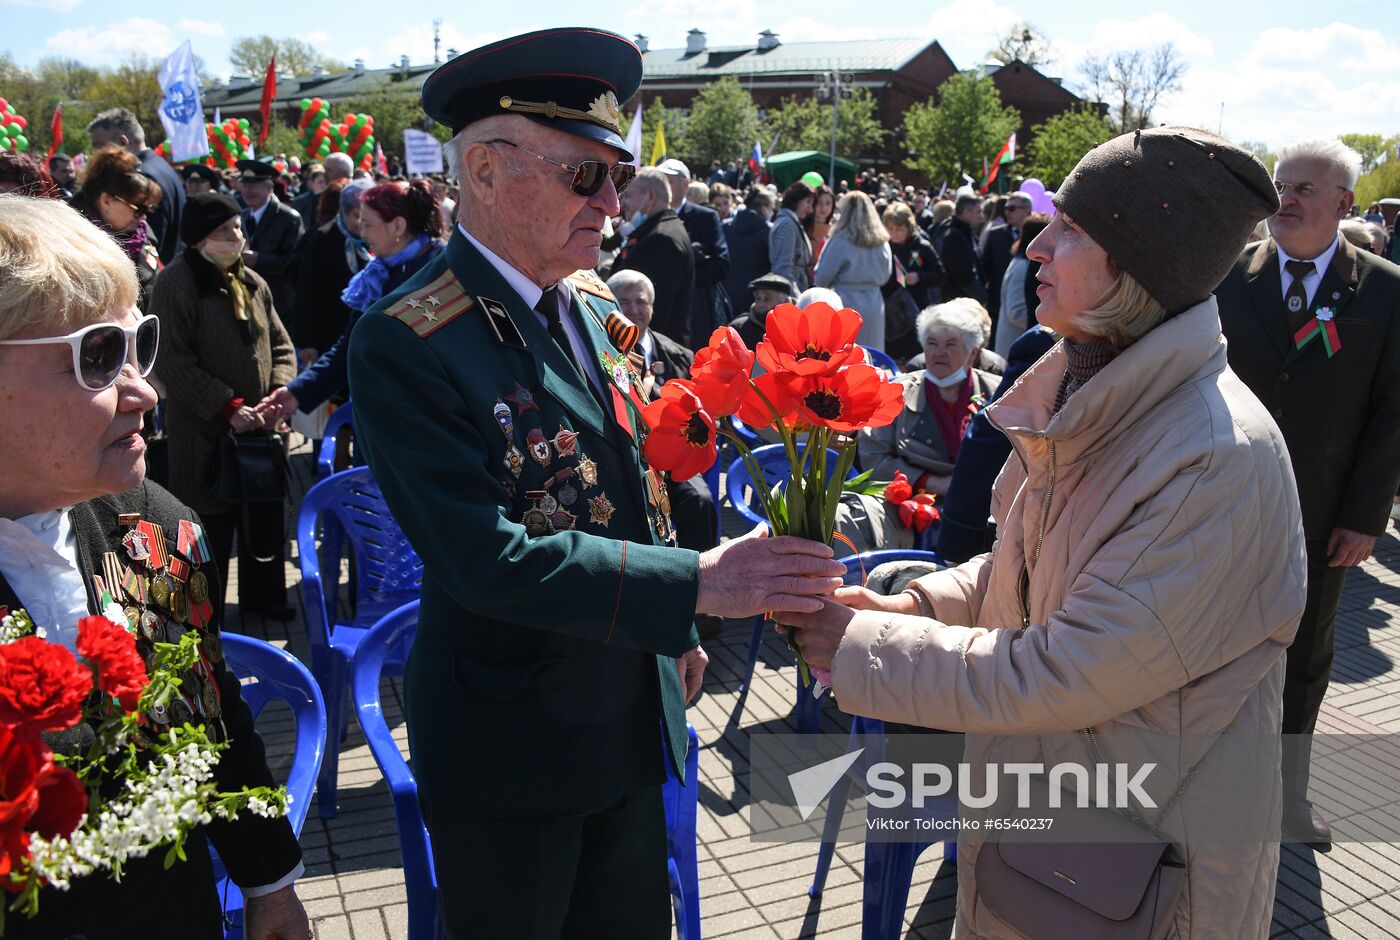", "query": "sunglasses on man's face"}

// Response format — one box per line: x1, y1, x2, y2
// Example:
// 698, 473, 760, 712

487, 139, 635, 197
0, 313, 160, 391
